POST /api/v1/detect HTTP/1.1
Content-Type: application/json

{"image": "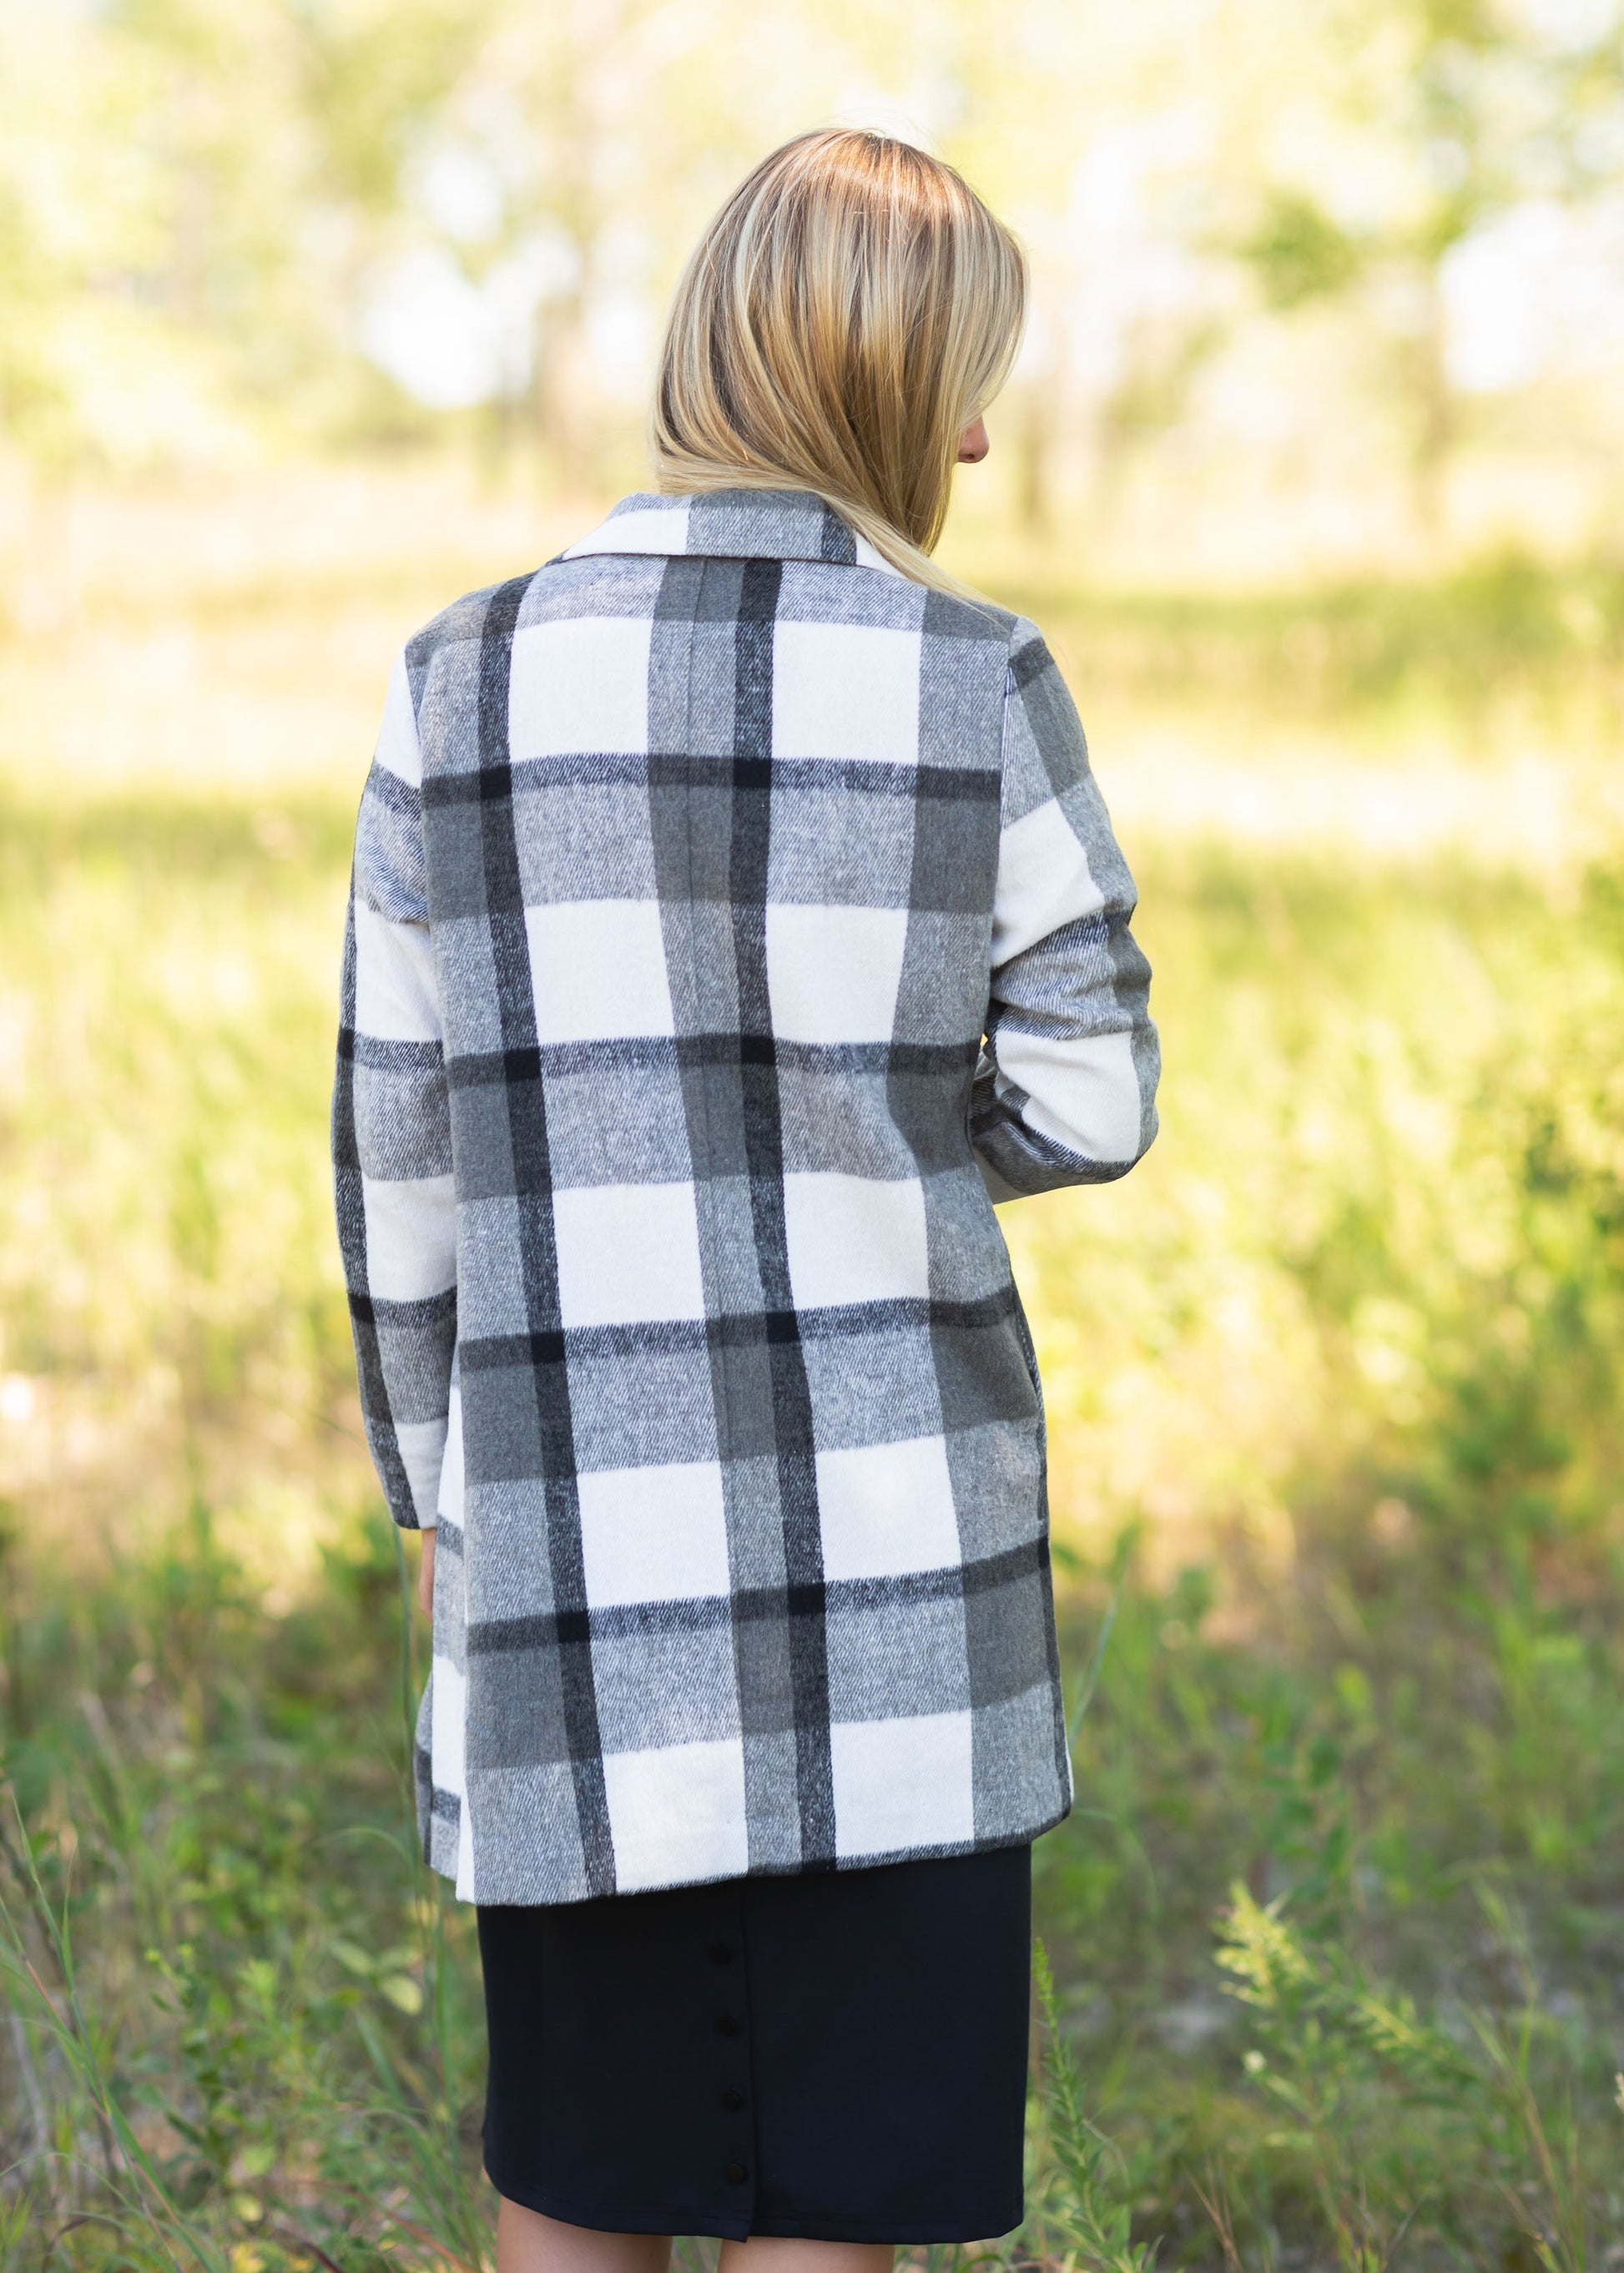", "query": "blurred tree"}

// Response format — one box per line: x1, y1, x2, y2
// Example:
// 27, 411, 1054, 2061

401, 0, 746, 483
1244, 189, 1364, 313
118, 0, 496, 419
0, 0, 497, 461
0, 5, 189, 465
761, 0, 1236, 535
1238, 0, 1624, 528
